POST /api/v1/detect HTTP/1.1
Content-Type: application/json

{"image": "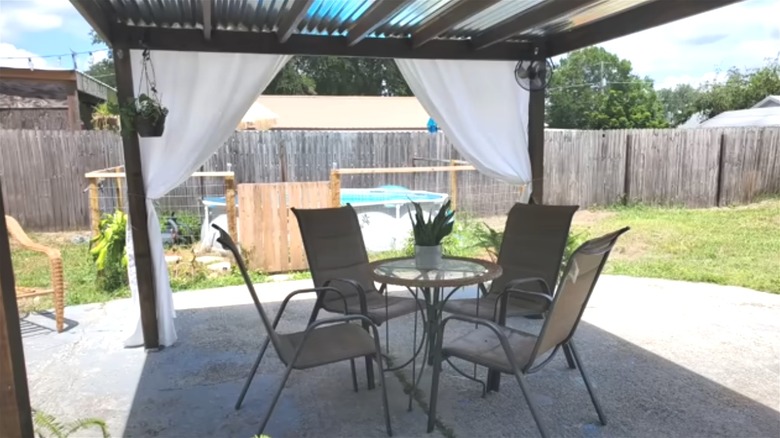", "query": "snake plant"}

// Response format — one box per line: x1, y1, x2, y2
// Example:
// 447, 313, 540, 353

409, 199, 455, 246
